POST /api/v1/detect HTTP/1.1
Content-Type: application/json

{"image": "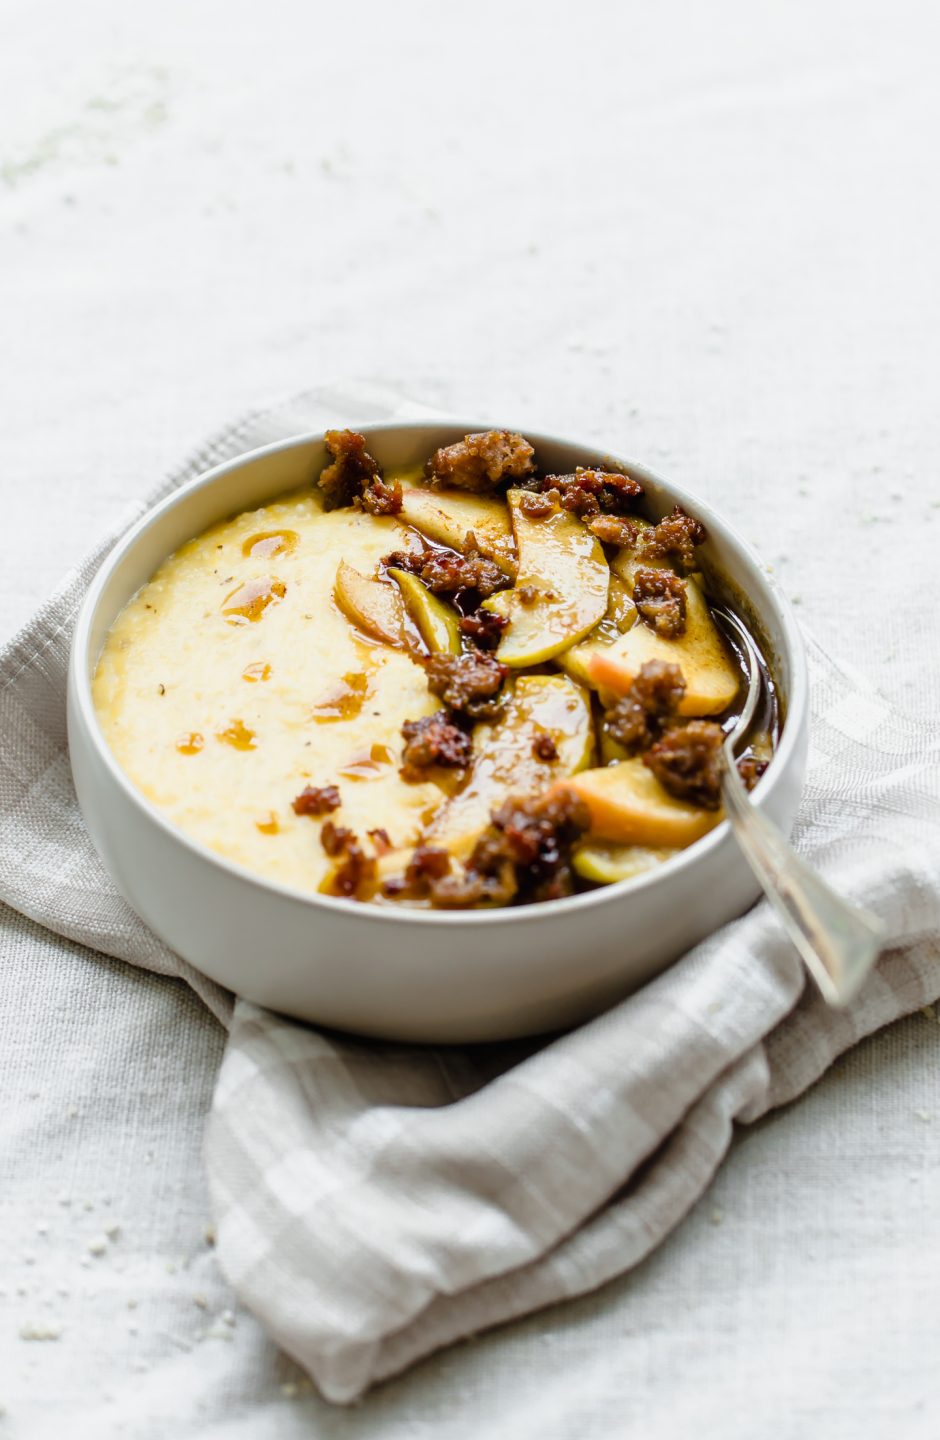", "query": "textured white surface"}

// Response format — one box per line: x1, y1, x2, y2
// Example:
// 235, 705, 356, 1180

2, 1, 940, 1435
